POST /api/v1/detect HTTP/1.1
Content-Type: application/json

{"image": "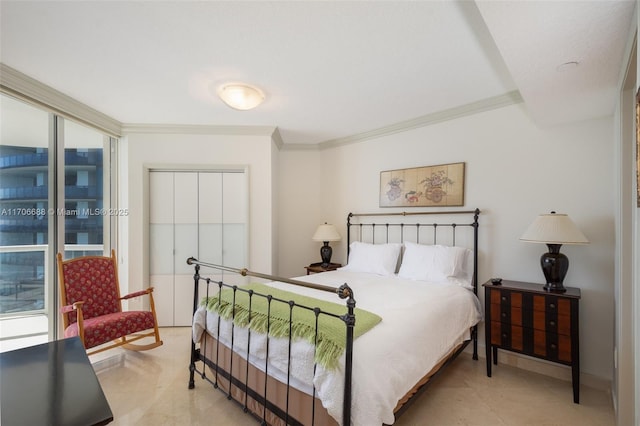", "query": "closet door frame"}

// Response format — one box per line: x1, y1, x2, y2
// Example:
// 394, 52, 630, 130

144, 164, 249, 326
